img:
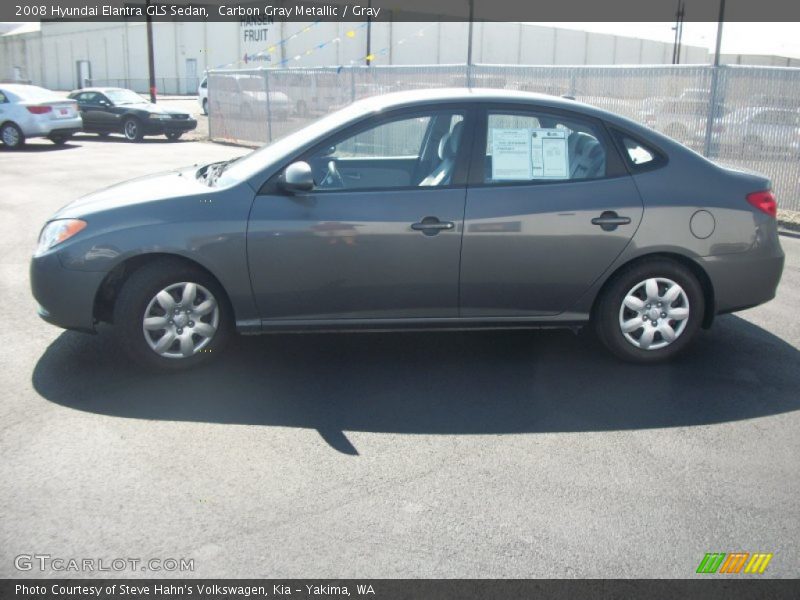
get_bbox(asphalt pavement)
[1,137,798,578]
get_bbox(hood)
[123,102,188,115]
[55,167,206,219]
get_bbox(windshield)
[212,100,376,187]
[105,89,147,105]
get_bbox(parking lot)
[1,136,799,578]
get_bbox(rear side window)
[612,131,665,172]
[483,110,608,183]
[622,137,655,165]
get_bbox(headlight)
[149,113,171,120]
[36,219,86,256]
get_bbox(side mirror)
[279,161,314,193]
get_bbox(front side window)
[484,110,607,183]
[0,90,7,104]
[305,110,466,190]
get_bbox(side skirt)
[236,314,589,335]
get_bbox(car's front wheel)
[113,259,232,370]
[1,122,25,149]
[594,259,704,364]
[165,131,182,141]
[123,118,144,142]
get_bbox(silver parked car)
[0,84,82,148]
[30,89,784,370]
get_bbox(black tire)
[113,258,233,371]
[123,117,144,142]
[202,98,208,115]
[0,122,25,149]
[48,133,72,145]
[165,131,182,141]
[593,258,705,364]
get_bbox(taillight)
[746,190,777,218]
[26,105,53,115]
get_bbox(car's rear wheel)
[165,131,182,141]
[594,259,704,364]
[48,133,72,145]
[123,118,144,142]
[1,122,25,149]
[202,98,208,115]
[113,259,232,371]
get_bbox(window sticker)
[531,129,569,179]
[491,128,532,180]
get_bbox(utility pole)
[671,0,685,64]
[704,0,727,157]
[466,0,474,87]
[713,0,726,66]
[145,0,157,103]
[365,0,372,66]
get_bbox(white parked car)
[0,84,82,149]
[701,106,800,157]
[198,76,208,115]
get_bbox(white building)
[1,20,717,93]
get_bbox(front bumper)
[30,252,107,333]
[143,118,198,135]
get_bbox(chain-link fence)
[207,64,800,213]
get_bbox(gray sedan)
[30,89,784,370]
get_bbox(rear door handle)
[411,216,455,236]
[591,211,631,231]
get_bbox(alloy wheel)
[2,125,20,147]
[124,120,139,140]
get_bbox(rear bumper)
[24,116,83,137]
[701,246,785,315]
[30,252,106,333]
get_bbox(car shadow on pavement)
[32,314,800,454]
[0,142,80,153]
[71,134,192,144]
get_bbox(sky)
[541,22,800,59]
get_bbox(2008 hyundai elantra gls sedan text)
[30,89,784,370]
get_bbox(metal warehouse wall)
[1,21,713,91]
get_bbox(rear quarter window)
[613,130,667,172]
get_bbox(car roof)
[71,87,134,94]
[358,87,583,110]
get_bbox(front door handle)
[591,211,631,231]
[411,216,455,236]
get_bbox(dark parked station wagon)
[31,89,784,370]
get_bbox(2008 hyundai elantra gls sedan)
[30,89,784,370]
